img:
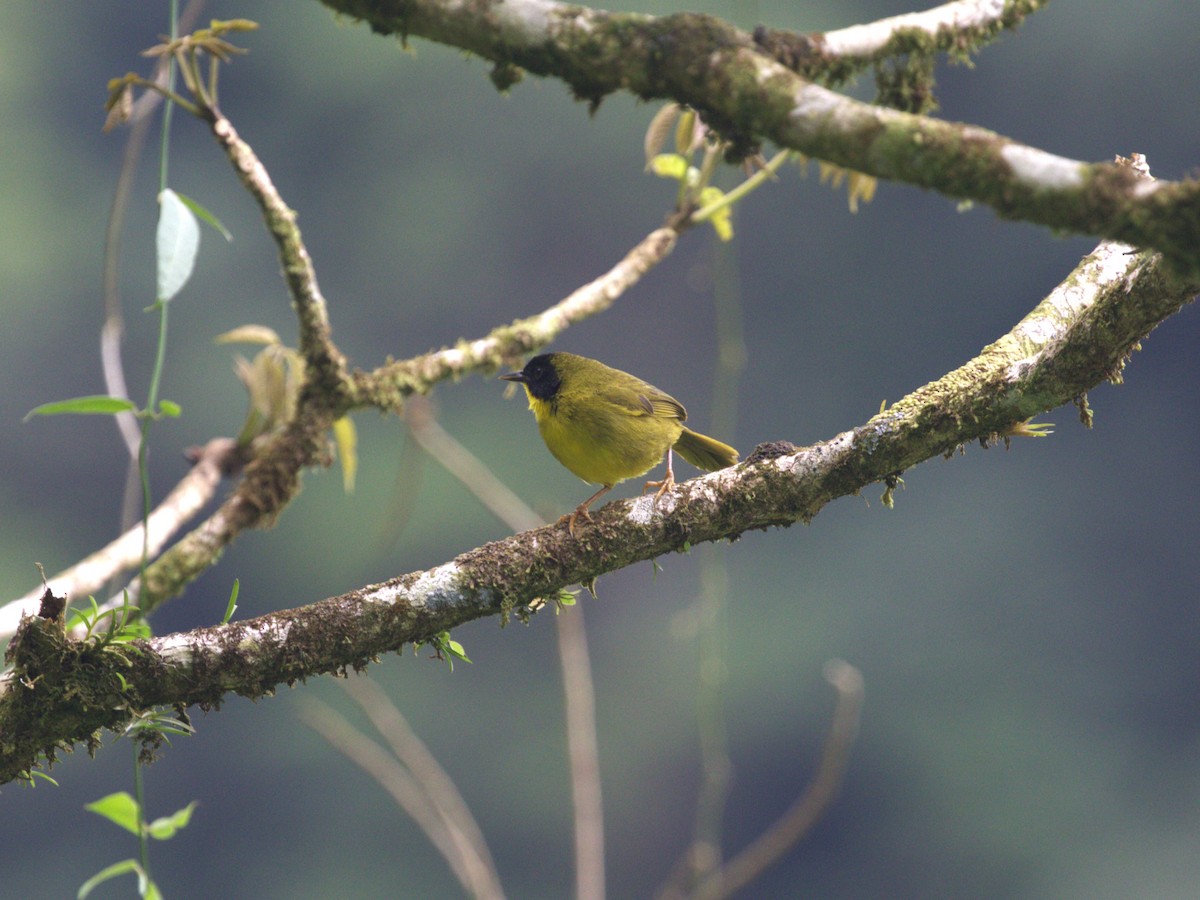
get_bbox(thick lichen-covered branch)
[3,238,1193,784]
[319,0,1200,277]
[756,0,1047,87]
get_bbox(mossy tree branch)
[318,0,1200,277]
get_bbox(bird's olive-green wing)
[595,376,687,422]
[640,391,687,421]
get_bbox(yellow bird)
[501,352,739,535]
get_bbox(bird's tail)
[674,428,738,471]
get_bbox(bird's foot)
[642,472,676,504]
[563,506,593,538]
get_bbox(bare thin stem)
[697,661,865,899]
[338,675,505,900]
[405,399,541,533]
[299,697,495,897]
[556,606,606,900]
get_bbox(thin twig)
[298,696,499,898]
[556,601,606,900]
[356,225,680,413]
[337,675,505,900]
[205,111,345,383]
[696,660,865,899]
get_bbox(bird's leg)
[564,483,613,536]
[642,448,676,505]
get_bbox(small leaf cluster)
[104,18,259,125]
[79,790,198,899]
[217,327,358,491]
[422,632,472,671]
[643,103,875,236]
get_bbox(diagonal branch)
[202,111,349,399]
[756,0,1047,79]
[693,660,865,899]
[318,0,1200,276]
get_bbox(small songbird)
[500,352,739,535]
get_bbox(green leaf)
[175,191,232,241]
[223,578,240,624]
[84,791,141,835]
[156,188,200,302]
[153,721,196,738]
[29,770,59,787]
[77,859,142,899]
[109,628,151,644]
[24,395,138,421]
[446,639,471,664]
[157,399,182,417]
[66,596,103,636]
[146,801,198,840]
[126,710,195,740]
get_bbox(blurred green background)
[4,1,1199,897]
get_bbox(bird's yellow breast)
[527,391,680,487]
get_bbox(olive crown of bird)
[501,352,739,535]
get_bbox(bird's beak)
[499,370,527,383]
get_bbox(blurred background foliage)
[3,1,1199,897]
